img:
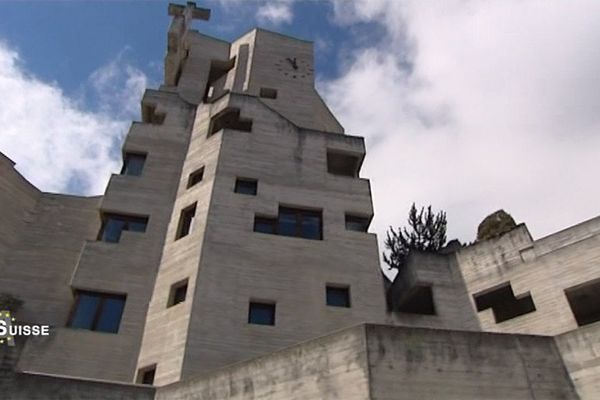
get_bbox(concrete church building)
[0,3,598,399]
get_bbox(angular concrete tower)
[0,2,386,386]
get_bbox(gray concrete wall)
[366,324,578,399]
[156,325,370,400]
[455,219,600,336]
[555,322,600,399]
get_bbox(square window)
[326,286,350,308]
[234,178,258,195]
[345,214,370,232]
[176,203,197,240]
[254,216,276,234]
[187,167,205,188]
[168,279,188,308]
[248,301,275,326]
[120,153,147,176]
[565,279,600,327]
[137,365,156,385]
[68,290,126,334]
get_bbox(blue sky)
[1,0,599,260]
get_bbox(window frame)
[67,290,126,334]
[120,152,147,177]
[98,213,149,243]
[167,279,189,308]
[175,203,197,240]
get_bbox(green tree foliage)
[383,203,447,270]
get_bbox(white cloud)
[322,0,600,264]
[256,1,294,26]
[0,41,147,195]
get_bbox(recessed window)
[208,108,252,136]
[176,203,197,240]
[167,279,188,308]
[98,213,149,243]
[234,178,257,195]
[345,214,370,232]
[327,150,361,177]
[68,290,126,334]
[473,282,536,323]
[326,285,350,308]
[248,301,276,326]
[120,153,146,176]
[254,216,276,234]
[259,87,278,99]
[187,167,205,188]
[565,279,600,327]
[137,364,156,385]
[141,104,165,125]
[253,207,322,240]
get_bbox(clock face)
[274,57,313,80]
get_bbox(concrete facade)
[0,2,599,399]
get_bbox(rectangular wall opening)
[208,108,252,136]
[345,214,371,232]
[187,167,205,188]
[68,290,126,334]
[120,152,147,176]
[259,87,278,99]
[473,282,536,323]
[98,213,149,243]
[136,364,156,385]
[234,178,258,195]
[326,285,351,308]
[248,301,275,326]
[167,279,189,308]
[327,150,361,177]
[253,206,322,240]
[565,279,600,326]
[176,203,197,240]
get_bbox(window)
[345,214,370,232]
[176,203,197,240]
[141,103,165,125]
[326,285,350,308]
[137,365,156,385]
[259,87,278,99]
[234,178,257,195]
[254,216,276,234]
[98,213,148,243]
[253,207,322,240]
[327,150,361,177]
[248,301,275,326]
[168,279,188,308]
[473,282,536,323]
[565,279,600,327]
[208,108,252,136]
[187,167,205,188]
[68,290,126,334]
[120,153,146,176]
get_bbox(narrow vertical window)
[168,279,189,308]
[120,153,147,176]
[176,203,197,239]
[137,365,156,385]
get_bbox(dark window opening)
[204,58,236,101]
[326,285,350,308]
[345,214,370,232]
[234,178,257,195]
[327,150,361,177]
[565,279,600,326]
[120,153,147,177]
[254,216,276,234]
[248,301,275,326]
[259,87,278,99]
[168,279,188,308]
[176,203,197,240]
[208,108,252,136]
[473,282,536,323]
[141,104,165,125]
[137,365,156,385]
[253,206,322,240]
[396,285,436,315]
[187,167,205,188]
[68,290,126,334]
[98,213,149,243]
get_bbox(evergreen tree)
[383,203,447,270]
